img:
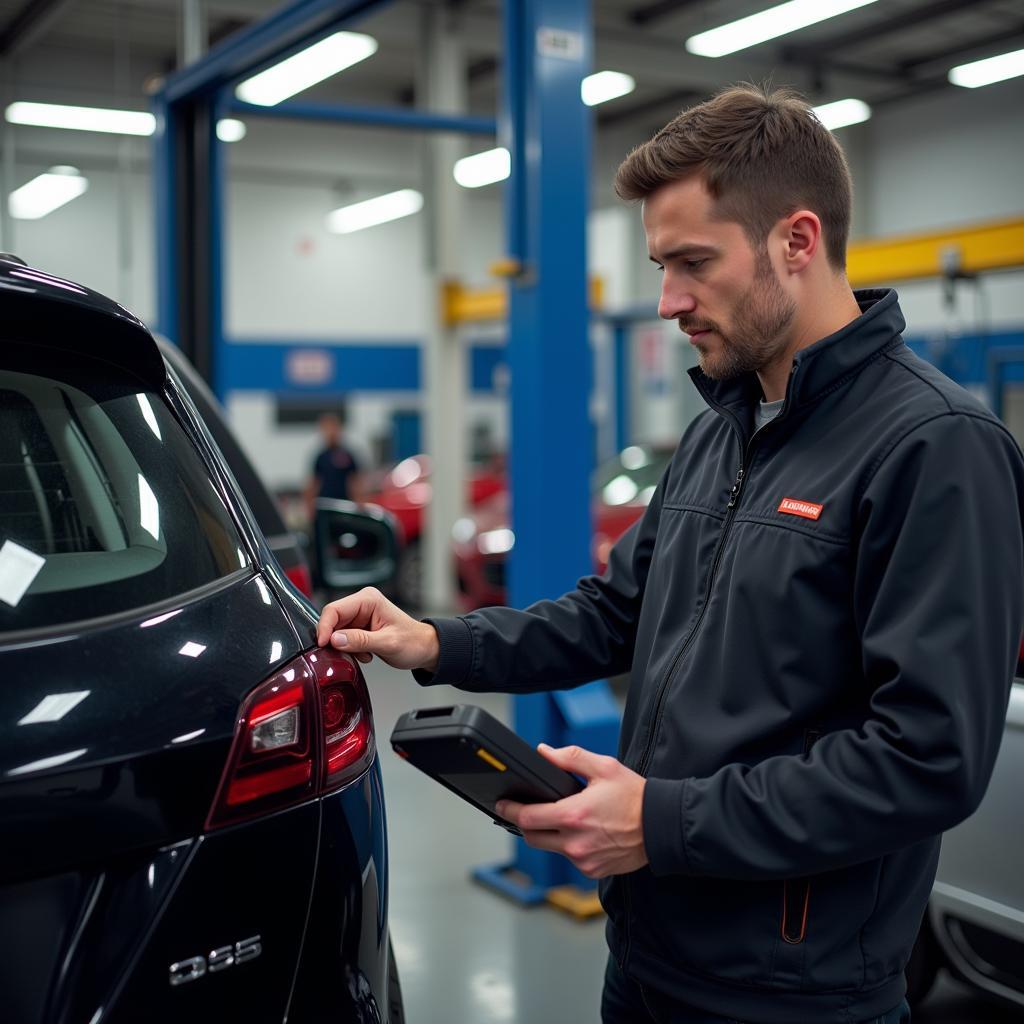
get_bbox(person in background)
[305,412,363,524]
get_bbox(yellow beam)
[443,275,606,326]
[848,217,1024,287]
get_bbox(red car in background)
[453,445,674,611]
[366,453,505,604]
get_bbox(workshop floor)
[368,658,1018,1024]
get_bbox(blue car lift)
[154,0,621,917]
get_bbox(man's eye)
[685,259,707,270]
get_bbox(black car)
[0,255,403,1023]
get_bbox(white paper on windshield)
[0,540,46,607]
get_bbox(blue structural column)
[613,321,631,453]
[472,0,621,908]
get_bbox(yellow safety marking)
[442,275,606,325]
[489,257,523,278]
[848,217,1024,287]
[547,884,605,920]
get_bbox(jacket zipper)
[620,435,749,972]
[635,436,750,778]
[621,378,793,972]
[781,729,821,944]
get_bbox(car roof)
[1,255,165,388]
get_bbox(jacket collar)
[688,288,906,426]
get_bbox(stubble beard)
[687,250,797,382]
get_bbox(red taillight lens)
[308,650,375,790]
[206,648,375,830]
[284,562,313,598]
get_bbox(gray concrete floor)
[365,657,1019,1024]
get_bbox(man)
[304,411,363,523]
[317,86,1024,1023]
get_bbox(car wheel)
[388,936,405,1024]
[906,911,941,1008]
[396,540,423,608]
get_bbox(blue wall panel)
[221,339,421,392]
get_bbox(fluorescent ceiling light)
[813,97,871,130]
[686,0,882,58]
[582,70,636,106]
[6,101,155,135]
[216,118,247,142]
[453,147,510,189]
[949,47,1024,88]
[236,31,378,106]
[9,166,88,220]
[327,189,424,234]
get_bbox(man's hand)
[316,587,440,672]
[496,744,648,879]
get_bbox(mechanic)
[316,85,1024,1024]
[304,411,363,522]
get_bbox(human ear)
[781,210,821,273]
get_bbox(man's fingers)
[316,594,361,646]
[508,796,576,832]
[329,628,381,655]
[316,588,387,646]
[537,742,606,780]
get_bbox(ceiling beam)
[898,23,1024,72]
[0,0,76,58]
[597,86,702,128]
[629,0,705,28]
[784,0,980,61]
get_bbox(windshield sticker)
[0,540,46,607]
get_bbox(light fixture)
[326,189,424,234]
[478,528,515,556]
[582,71,636,107]
[812,98,871,130]
[949,47,1024,89]
[8,166,88,220]
[686,0,882,58]
[216,118,247,142]
[235,31,378,106]
[5,101,155,135]
[453,147,511,189]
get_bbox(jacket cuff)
[643,777,695,876]
[412,617,474,687]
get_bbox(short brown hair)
[614,84,852,270]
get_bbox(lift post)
[470,0,622,916]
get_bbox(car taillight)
[205,647,375,830]
[284,562,313,597]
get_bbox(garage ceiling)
[1,0,1021,134]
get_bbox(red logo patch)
[778,498,823,521]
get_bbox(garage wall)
[4,75,1022,481]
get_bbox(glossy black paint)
[0,259,398,1023]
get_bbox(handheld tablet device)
[389,704,583,835]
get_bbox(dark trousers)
[601,956,912,1024]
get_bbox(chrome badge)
[169,935,262,986]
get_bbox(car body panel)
[0,256,399,1022]
[925,679,1024,1008]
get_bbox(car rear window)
[0,342,250,633]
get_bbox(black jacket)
[418,289,1024,1021]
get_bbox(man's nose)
[658,278,697,321]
